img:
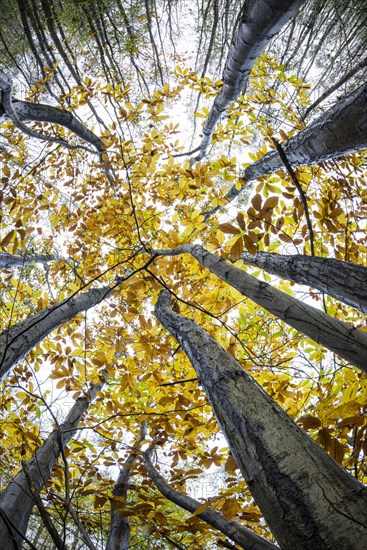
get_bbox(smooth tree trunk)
[0,252,61,269]
[224,80,367,203]
[144,447,279,550]
[241,251,367,314]
[106,424,147,550]
[0,373,106,550]
[155,290,367,550]
[153,245,367,373]
[0,284,115,383]
[0,74,104,152]
[195,0,305,161]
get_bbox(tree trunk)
[225,80,367,203]
[0,285,115,383]
[241,251,367,314]
[155,290,367,550]
[195,0,306,161]
[0,252,61,269]
[0,373,106,550]
[0,74,104,151]
[153,245,367,373]
[144,447,279,550]
[106,424,146,550]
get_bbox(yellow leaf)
[192,501,211,516]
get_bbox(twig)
[271,137,315,255]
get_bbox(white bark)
[153,245,367,373]
[155,290,367,550]
[144,447,279,550]
[0,373,106,550]
[195,0,305,161]
[241,251,367,314]
[0,252,61,269]
[0,285,115,383]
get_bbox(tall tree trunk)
[0,252,61,269]
[241,251,367,314]
[0,285,115,383]
[195,0,306,161]
[0,373,106,550]
[144,446,279,550]
[224,80,367,203]
[155,290,367,550]
[0,75,104,152]
[153,245,367,373]
[106,424,147,550]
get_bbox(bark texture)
[241,251,367,314]
[0,252,61,269]
[154,245,367,372]
[155,290,367,550]
[144,447,279,550]
[225,80,367,202]
[0,74,104,152]
[106,424,147,550]
[0,373,106,550]
[0,285,115,383]
[195,0,305,161]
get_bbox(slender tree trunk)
[106,424,146,550]
[0,75,104,152]
[0,373,106,550]
[144,447,279,550]
[195,0,305,161]
[153,245,367,372]
[0,252,61,269]
[0,285,115,383]
[241,251,367,314]
[155,291,367,550]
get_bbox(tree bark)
[106,423,147,550]
[0,373,106,550]
[0,252,61,269]
[195,0,306,161]
[241,251,367,314]
[224,80,367,203]
[153,245,367,373]
[0,74,104,152]
[144,447,279,550]
[0,285,115,383]
[155,290,367,550]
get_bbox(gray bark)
[241,251,367,314]
[0,373,106,550]
[144,447,279,550]
[155,290,367,550]
[106,424,147,550]
[195,0,305,161]
[0,74,104,152]
[0,285,115,383]
[0,252,61,269]
[224,80,367,203]
[153,245,367,373]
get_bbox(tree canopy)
[0,1,366,548]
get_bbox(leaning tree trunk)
[106,423,147,550]
[224,80,367,203]
[194,0,305,161]
[155,291,367,550]
[144,446,279,550]
[241,251,367,314]
[0,284,115,383]
[153,245,367,373]
[0,252,61,269]
[0,372,106,550]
